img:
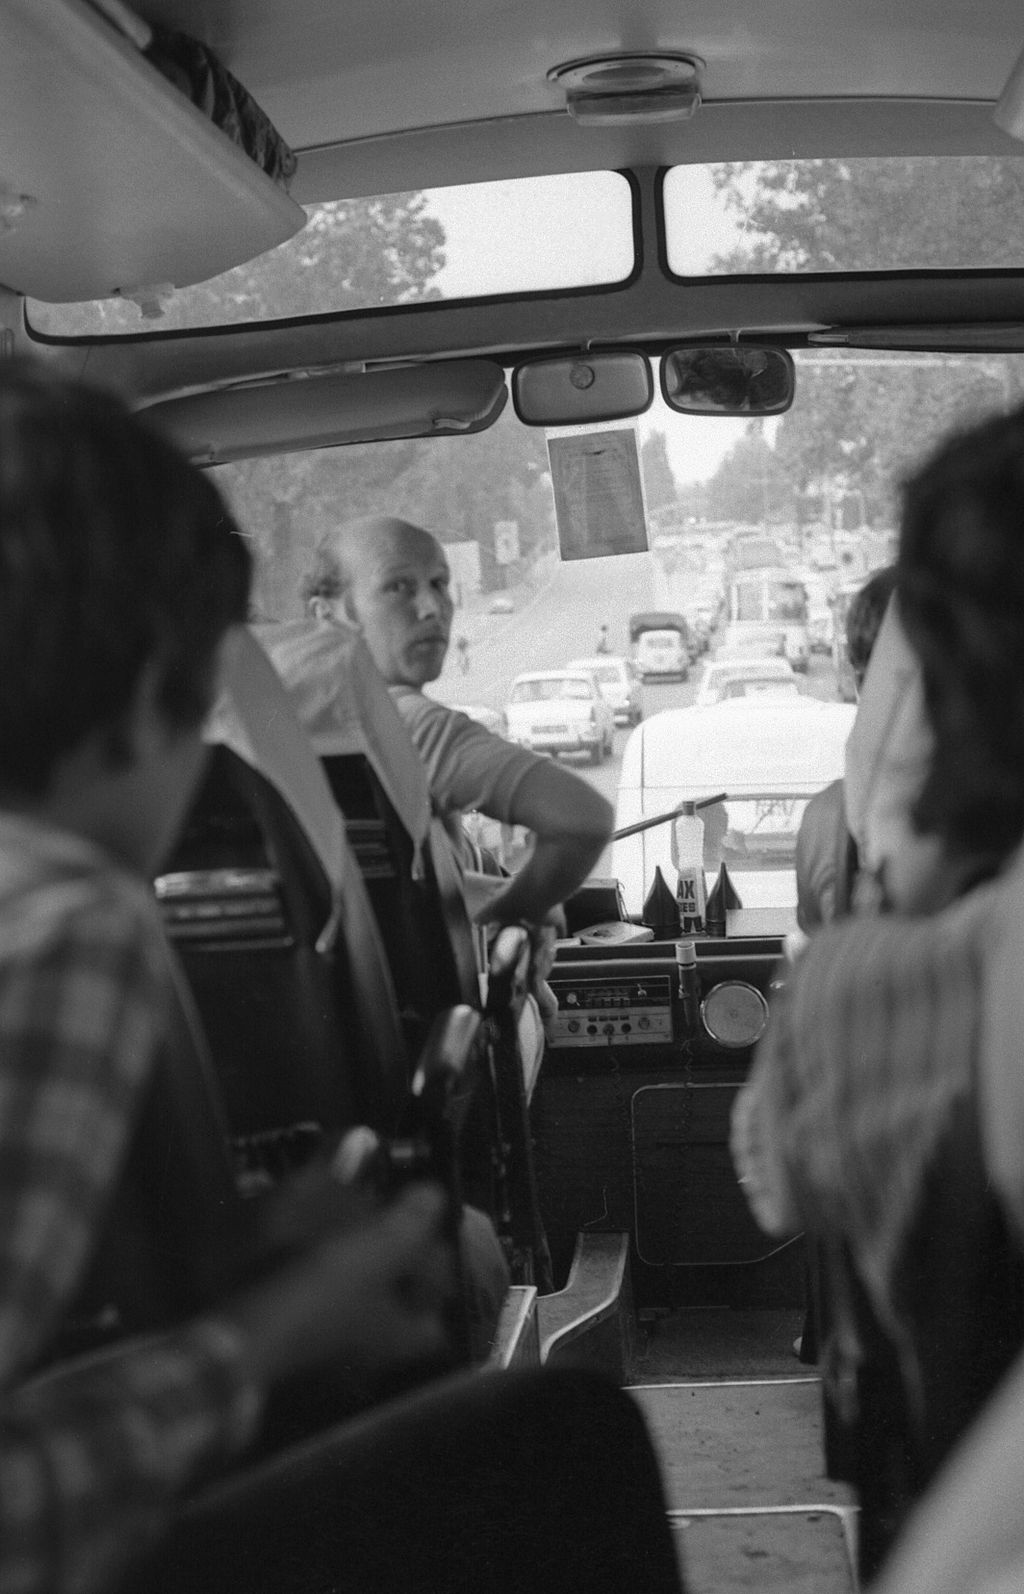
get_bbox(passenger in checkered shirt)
[0,362,453,1593]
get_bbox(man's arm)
[471,757,612,927]
[391,693,612,926]
[1,1184,452,1594]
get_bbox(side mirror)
[660,345,795,416]
[513,350,653,426]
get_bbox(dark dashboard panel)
[533,937,802,1305]
[543,939,783,1072]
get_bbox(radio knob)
[602,1023,615,1036]
[621,1022,632,1034]
[638,1016,651,1030]
[567,1019,580,1034]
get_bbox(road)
[429,552,841,870]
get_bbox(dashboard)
[533,935,796,1304]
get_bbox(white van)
[635,628,689,681]
[613,696,857,926]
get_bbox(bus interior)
[9,1,1024,1589]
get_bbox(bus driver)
[304,515,614,933]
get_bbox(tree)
[704,423,792,525]
[708,157,1024,519]
[641,429,679,512]
[215,404,555,618]
[710,157,1024,275]
[32,194,445,334]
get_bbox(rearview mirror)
[660,345,795,416]
[513,350,653,426]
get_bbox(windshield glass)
[192,151,1024,936]
[211,344,1024,929]
[27,172,635,335]
[511,678,593,703]
[663,157,1024,275]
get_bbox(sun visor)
[1,0,304,305]
[147,361,508,465]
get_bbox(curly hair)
[0,361,251,798]
[898,403,1024,862]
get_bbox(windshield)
[211,345,1024,927]
[27,172,635,335]
[201,168,1024,934]
[510,678,593,703]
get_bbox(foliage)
[38,189,554,618]
[215,408,554,619]
[31,195,445,334]
[640,429,679,510]
[704,157,1024,522]
[709,157,1024,275]
[703,422,793,525]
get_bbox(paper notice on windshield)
[547,426,649,560]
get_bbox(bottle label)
[676,867,706,933]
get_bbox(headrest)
[251,618,432,862]
[204,626,407,1088]
[204,627,347,895]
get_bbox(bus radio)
[547,973,674,1048]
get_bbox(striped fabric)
[732,878,1000,1335]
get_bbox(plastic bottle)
[672,802,706,933]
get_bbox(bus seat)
[163,627,410,1144]
[252,621,551,1280]
[256,617,481,1024]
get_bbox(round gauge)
[700,980,769,1049]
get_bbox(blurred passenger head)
[898,403,1024,862]
[846,565,898,691]
[308,517,454,688]
[0,360,251,804]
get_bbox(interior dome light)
[548,52,703,126]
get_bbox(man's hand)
[226,1183,454,1393]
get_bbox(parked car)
[694,656,800,707]
[505,669,615,763]
[566,655,643,726]
[613,696,857,919]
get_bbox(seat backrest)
[320,752,481,1040]
[170,628,410,1140]
[256,618,482,1029]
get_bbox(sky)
[422,169,747,484]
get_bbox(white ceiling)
[145,0,1024,159]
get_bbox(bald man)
[304,516,613,930]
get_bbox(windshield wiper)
[612,791,727,842]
